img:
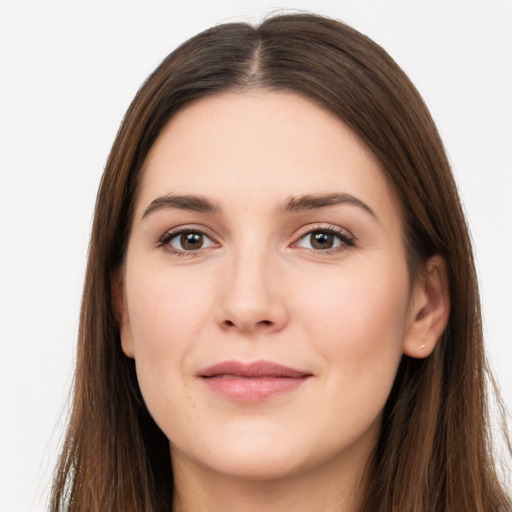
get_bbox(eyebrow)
[141,192,376,220]
[142,194,221,219]
[280,193,376,218]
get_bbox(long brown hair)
[51,13,511,512]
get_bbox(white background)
[1,1,510,511]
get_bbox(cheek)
[297,263,409,394]
[123,264,218,433]
[126,263,213,357]
[123,263,216,404]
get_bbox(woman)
[50,12,511,512]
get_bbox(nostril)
[221,319,273,328]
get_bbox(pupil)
[181,232,203,250]
[311,231,333,250]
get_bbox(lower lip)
[202,376,309,401]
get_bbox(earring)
[420,344,426,349]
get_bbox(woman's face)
[119,91,425,482]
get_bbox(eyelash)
[157,228,219,257]
[293,225,355,254]
[156,224,355,256]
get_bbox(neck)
[171,446,371,512]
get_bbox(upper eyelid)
[293,223,354,239]
[159,224,217,239]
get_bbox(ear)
[403,255,450,358]
[111,268,135,358]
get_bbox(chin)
[202,445,310,481]
[171,424,315,482]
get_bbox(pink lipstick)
[198,360,312,401]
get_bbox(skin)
[116,91,449,512]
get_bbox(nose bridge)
[216,233,287,333]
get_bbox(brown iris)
[180,232,204,250]
[310,231,335,250]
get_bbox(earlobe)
[403,255,450,359]
[111,269,135,359]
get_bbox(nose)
[215,248,289,335]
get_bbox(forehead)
[137,90,399,220]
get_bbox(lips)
[198,360,312,401]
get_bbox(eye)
[159,229,217,253]
[294,227,354,252]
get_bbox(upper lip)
[198,360,311,378]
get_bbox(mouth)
[198,360,313,401]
